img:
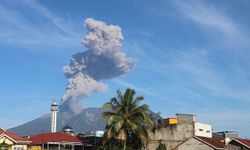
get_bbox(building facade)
[147,114,217,150]
[194,122,212,138]
[147,114,196,150]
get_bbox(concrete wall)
[173,137,214,150]
[147,114,195,150]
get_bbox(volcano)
[8,107,106,136]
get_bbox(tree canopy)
[101,88,153,150]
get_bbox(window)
[14,147,24,150]
[199,129,204,131]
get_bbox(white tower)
[51,101,58,133]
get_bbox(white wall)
[194,122,212,138]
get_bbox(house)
[227,138,250,150]
[27,132,83,150]
[0,127,30,150]
[172,136,225,150]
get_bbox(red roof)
[28,132,82,145]
[0,128,30,144]
[195,136,225,149]
[231,138,250,148]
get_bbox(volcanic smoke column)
[59,18,135,117]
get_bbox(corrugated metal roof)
[28,132,82,145]
[195,136,225,149]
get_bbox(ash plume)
[59,18,135,117]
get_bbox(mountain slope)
[8,107,161,136]
[8,107,106,136]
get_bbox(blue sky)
[1,0,250,137]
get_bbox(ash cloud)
[60,18,135,116]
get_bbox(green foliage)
[156,142,167,150]
[0,140,10,150]
[93,137,122,150]
[101,88,153,150]
[94,135,142,150]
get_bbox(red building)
[28,132,83,150]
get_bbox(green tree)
[0,140,10,150]
[101,88,153,150]
[156,142,167,150]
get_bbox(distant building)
[214,130,239,144]
[194,122,212,138]
[27,132,83,150]
[0,127,30,150]
[227,138,250,150]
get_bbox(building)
[173,135,225,150]
[27,132,83,150]
[194,122,212,138]
[227,138,250,150]
[0,127,30,150]
[214,130,239,144]
[147,113,214,150]
[148,114,196,149]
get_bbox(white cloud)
[0,0,80,48]
[23,0,77,35]
[171,49,250,102]
[173,0,249,45]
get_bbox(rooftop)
[195,135,225,149]
[230,138,250,148]
[0,128,30,144]
[28,132,82,145]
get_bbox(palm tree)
[101,88,153,150]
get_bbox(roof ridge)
[0,127,6,131]
[194,136,225,149]
[232,138,250,149]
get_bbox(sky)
[0,0,250,137]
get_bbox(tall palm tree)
[101,88,153,150]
